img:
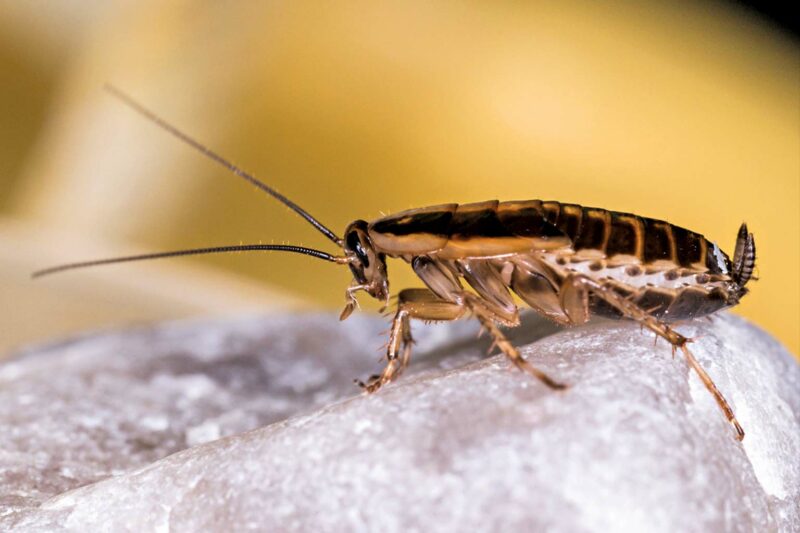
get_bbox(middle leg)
[462,293,567,390]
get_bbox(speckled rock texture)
[0,313,797,532]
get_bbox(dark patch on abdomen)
[606,215,640,257]
[672,226,704,267]
[496,202,564,239]
[633,288,675,318]
[587,297,623,319]
[643,220,673,263]
[573,209,608,251]
[554,204,583,242]
[541,202,561,226]
[667,287,729,320]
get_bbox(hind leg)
[561,273,745,441]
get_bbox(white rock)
[0,313,797,532]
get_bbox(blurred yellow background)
[0,1,797,356]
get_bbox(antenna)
[33,244,348,279]
[104,84,343,245]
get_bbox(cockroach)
[35,86,756,441]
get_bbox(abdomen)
[368,200,727,274]
[369,199,737,321]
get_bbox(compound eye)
[346,230,370,268]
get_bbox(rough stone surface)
[0,313,797,532]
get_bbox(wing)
[368,200,570,258]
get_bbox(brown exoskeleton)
[36,87,756,440]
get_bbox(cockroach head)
[343,220,389,303]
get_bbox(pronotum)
[35,86,756,441]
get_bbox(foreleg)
[358,288,466,393]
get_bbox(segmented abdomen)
[539,201,730,273]
[368,200,728,274]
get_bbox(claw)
[339,301,356,321]
[732,419,745,441]
[538,373,569,391]
[354,374,383,393]
[341,282,368,321]
[511,357,568,390]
